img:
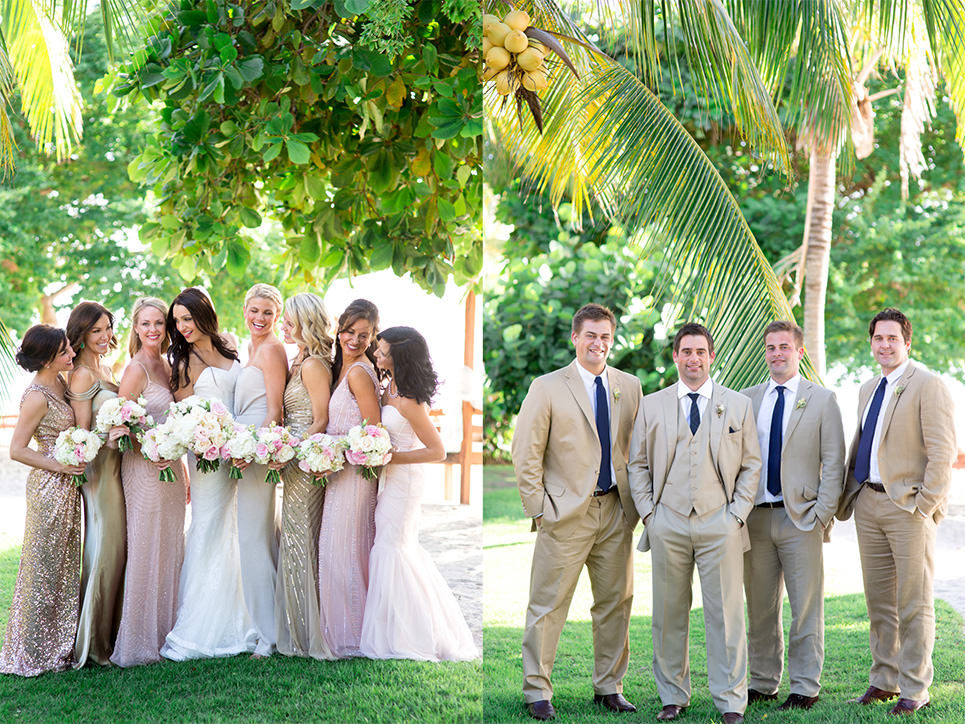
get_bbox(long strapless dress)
[360,405,477,661]
[234,364,279,657]
[274,358,333,659]
[69,379,126,667]
[111,365,188,667]
[318,361,379,658]
[160,362,258,660]
[0,384,81,676]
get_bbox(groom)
[513,303,643,721]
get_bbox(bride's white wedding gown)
[161,362,258,660]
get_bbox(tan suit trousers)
[854,485,937,701]
[522,492,634,702]
[649,504,747,714]
[743,506,824,697]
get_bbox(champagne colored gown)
[110,362,187,667]
[318,361,379,658]
[234,364,279,657]
[359,404,477,661]
[274,357,333,659]
[0,384,81,676]
[68,378,126,667]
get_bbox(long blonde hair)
[285,293,334,363]
[244,283,283,312]
[128,297,170,357]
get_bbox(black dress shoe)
[526,700,556,720]
[889,698,930,715]
[722,714,744,724]
[747,688,778,705]
[778,693,819,710]
[656,704,685,721]
[852,685,900,704]
[594,693,637,713]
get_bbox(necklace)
[387,380,399,398]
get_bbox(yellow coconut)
[483,37,492,55]
[488,21,511,47]
[516,47,544,72]
[527,37,547,53]
[504,9,531,31]
[482,14,501,34]
[483,65,499,82]
[504,29,528,54]
[531,69,549,90]
[521,72,538,92]
[495,69,515,96]
[486,47,512,71]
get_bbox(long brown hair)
[167,288,238,390]
[66,301,118,357]
[331,298,382,387]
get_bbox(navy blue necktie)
[595,377,612,492]
[855,377,888,483]
[687,392,700,434]
[767,386,786,496]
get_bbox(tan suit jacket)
[743,379,845,531]
[513,360,643,528]
[837,361,956,523]
[628,383,760,552]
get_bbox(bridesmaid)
[110,297,188,667]
[0,326,85,676]
[233,283,288,657]
[274,292,336,660]
[65,301,126,667]
[317,298,383,658]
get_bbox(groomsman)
[513,303,644,721]
[837,308,957,715]
[740,321,845,711]
[628,323,760,724]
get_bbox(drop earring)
[79,342,84,349]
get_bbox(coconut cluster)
[483,10,548,94]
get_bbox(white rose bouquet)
[166,395,235,474]
[254,425,301,484]
[343,421,392,481]
[138,420,187,482]
[296,433,346,486]
[94,396,153,452]
[54,427,103,486]
[223,423,259,480]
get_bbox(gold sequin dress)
[274,357,334,659]
[0,383,82,677]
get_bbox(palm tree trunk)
[802,146,836,377]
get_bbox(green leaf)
[370,239,393,270]
[236,57,265,83]
[437,198,456,223]
[433,152,454,179]
[239,207,262,228]
[286,139,311,165]
[304,173,325,199]
[262,142,282,162]
[334,0,370,17]
[178,253,197,281]
[299,234,320,265]
[159,215,181,230]
[226,240,251,277]
[353,50,392,77]
[422,44,438,74]
[456,165,471,188]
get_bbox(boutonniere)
[796,398,807,409]
[613,388,621,401]
[894,385,905,397]
[715,404,724,417]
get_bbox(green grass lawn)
[0,546,481,723]
[483,466,965,723]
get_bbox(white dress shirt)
[755,374,801,503]
[676,378,713,423]
[860,360,910,485]
[575,360,617,486]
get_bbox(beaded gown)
[68,377,126,667]
[274,357,333,659]
[234,364,278,657]
[160,362,258,660]
[318,361,379,658]
[110,362,187,667]
[359,404,477,661]
[0,384,81,676]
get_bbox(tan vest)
[661,402,727,516]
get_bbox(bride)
[160,288,257,660]
[359,326,477,661]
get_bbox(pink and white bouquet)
[343,421,393,481]
[94,396,153,452]
[223,423,259,480]
[166,395,234,474]
[54,427,103,486]
[296,433,346,486]
[254,425,300,484]
[138,421,187,482]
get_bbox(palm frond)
[0,33,16,174]
[920,0,965,154]
[1,0,83,160]
[727,0,854,149]
[0,315,15,401]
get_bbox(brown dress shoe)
[852,685,900,704]
[777,693,819,710]
[747,688,778,704]
[526,700,556,721]
[722,714,744,724]
[889,698,930,715]
[655,704,685,721]
[594,693,637,713]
